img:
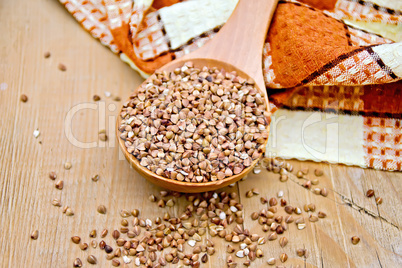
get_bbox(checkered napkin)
[59,0,402,171]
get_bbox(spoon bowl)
[117,0,278,192]
[117,58,270,193]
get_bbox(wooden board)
[0,0,401,267]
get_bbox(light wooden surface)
[0,0,401,267]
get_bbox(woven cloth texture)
[59,0,402,171]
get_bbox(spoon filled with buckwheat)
[117,0,278,192]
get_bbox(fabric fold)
[58,0,402,171]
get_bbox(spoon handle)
[185,0,278,91]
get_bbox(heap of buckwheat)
[118,62,270,182]
[35,158,336,267]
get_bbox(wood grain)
[0,0,401,267]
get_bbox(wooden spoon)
[117,0,278,192]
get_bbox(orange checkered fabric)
[59,0,402,171]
